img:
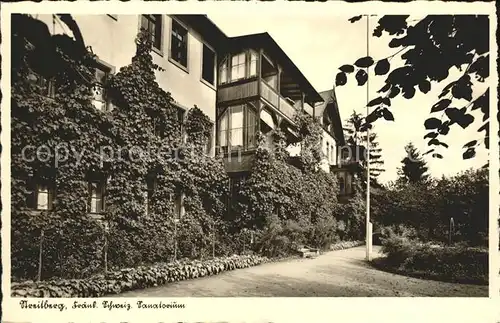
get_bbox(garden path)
[117,246,487,297]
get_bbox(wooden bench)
[297,246,320,258]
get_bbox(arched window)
[218,104,257,152]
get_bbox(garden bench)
[297,245,320,258]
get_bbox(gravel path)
[117,246,487,297]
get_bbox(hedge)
[374,236,488,285]
[11,255,269,298]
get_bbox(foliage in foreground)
[376,235,488,285]
[336,15,490,160]
[11,255,269,297]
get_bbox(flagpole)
[365,14,372,261]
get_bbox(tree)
[398,142,429,184]
[344,111,385,187]
[336,15,490,160]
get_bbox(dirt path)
[117,246,487,297]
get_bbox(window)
[141,15,162,51]
[249,51,258,77]
[339,176,345,195]
[230,105,244,147]
[219,50,260,85]
[202,44,215,85]
[35,182,54,210]
[231,53,246,81]
[219,57,228,85]
[92,64,111,112]
[326,145,330,162]
[31,74,56,98]
[170,19,188,68]
[144,175,157,215]
[229,175,247,199]
[27,175,55,210]
[218,104,257,152]
[89,180,105,213]
[246,108,257,149]
[177,107,185,139]
[171,190,184,219]
[346,173,352,195]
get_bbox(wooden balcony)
[217,79,258,103]
[261,80,297,122]
[217,78,299,124]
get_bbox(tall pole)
[365,14,372,261]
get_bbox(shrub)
[380,224,419,244]
[371,168,488,247]
[378,235,488,284]
[329,240,364,251]
[11,255,269,298]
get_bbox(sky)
[209,13,489,183]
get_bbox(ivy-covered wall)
[231,114,366,257]
[11,15,365,281]
[11,17,229,280]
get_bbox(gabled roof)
[225,32,324,104]
[318,88,345,146]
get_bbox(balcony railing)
[217,79,258,103]
[261,80,297,122]
[278,96,297,121]
[261,80,279,107]
[217,79,299,122]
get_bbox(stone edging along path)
[11,241,364,298]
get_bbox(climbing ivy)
[11,15,229,280]
[233,112,361,257]
[11,15,365,279]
